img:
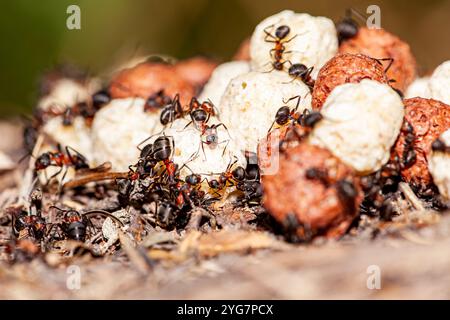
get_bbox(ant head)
[92,89,111,109]
[336,18,359,43]
[140,143,153,159]
[208,179,220,189]
[201,100,216,113]
[432,139,446,152]
[288,63,307,77]
[35,153,51,170]
[275,25,290,39]
[232,166,246,181]
[276,106,291,118]
[185,173,201,186]
[189,97,200,109]
[191,108,208,123]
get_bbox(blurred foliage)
[0,0,449,117]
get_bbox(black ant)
[336,10,359,44]
[297,109,323,128]
[160,94,184,126]
[205,158,246,195]
[182,102,230,160]
[236,180,263,206]
[432,138,450,153]
[305,167,331,187]
[189,97,218,117]
[92,89,111,109]
[264,24,297,71]
[268,95,302,132]
[12,208,47,241]
[144,90,173,112]
[244,151,260,181]
[287,63,315,90]
[183,98,220,131]
[282,212,313,243]
[155,202,181,229]
[48,206,124,242]
[336,179,358,216]
[335,8,365,44]
[35,144,90,185]
[151,135,179,183]
[400,120,416,169]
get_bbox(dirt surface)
[0,120,449,300]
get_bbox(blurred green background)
[0,0,449,117]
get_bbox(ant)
[188,97,218,117]
[268,96,322,134]
[236,180,263,206]
[144,90,173,112]
[12,208,47,241]
[35,144,90,184]
[287,63,315,90]
[264,24,298,71]
[155,202,181,229]
[336,179,358,216]
[181,102,230,160]
[183,98,219,130]
[160,94,184,126]
[399,120,416,169]
[205,158,246,195]
[282,212,313,243]
[336,9,359,44]
[432,138,450,153]
[335,8,366,44]
[48,206,124,242]
[268,95,302,133]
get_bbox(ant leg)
[283,34,298,43]
[65,146,88,166]
[214,122,231,140]
[263,24,277,41]
[201,141,208,161]
[46,165,63,186]
[219,139,230,158]
[180,120,193,131]
[267,120,276,134]
[57,166,69,194]
[282,95,301,105]
[305,66,314,79]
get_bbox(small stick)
[398,182,425,212]
[62,172,129,189]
